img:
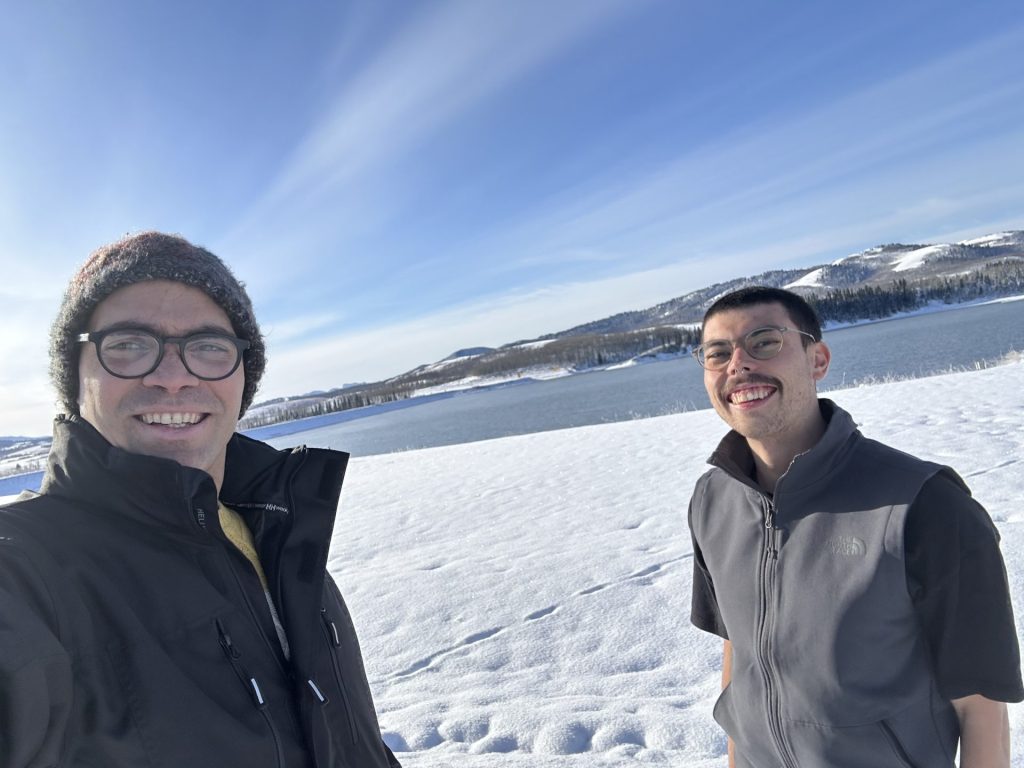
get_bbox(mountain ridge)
[237,229,1023,429]
[531,230,1024,341]
[4,230,1020,442]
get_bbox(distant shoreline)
[821,293,1024,331]
[3,293,1022,489]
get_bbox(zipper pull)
[764,499,781,558]
[307,678,329,705]
[321,608,341,647]
[216,620,267,710]
[248,677,267,708]
[215,619,240,659]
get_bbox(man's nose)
[726,342,755,374]
[142,344,198,390]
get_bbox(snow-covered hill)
[787,230,1024,291]
[368,230,1024,397]
[546,231,1024,341]
[0,436,50,480]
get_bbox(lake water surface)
[265,298,1024,457]
[2,299,1021,497]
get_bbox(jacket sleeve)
[0,542,73,768]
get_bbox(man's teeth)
[140,413,202,427]
[730,387,774,404]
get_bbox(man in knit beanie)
[49,230,267,419]
[0,232,402,767]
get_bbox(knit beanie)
[50,231,266,417]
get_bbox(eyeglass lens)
[700,328,785,369]
[97,330,241,379]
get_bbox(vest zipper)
[758,497,797,768]
[216,620,287,768]
[320,607,358,744]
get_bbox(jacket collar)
[42,415,217,534]
[708,399,860,493]
[40,415,349,544]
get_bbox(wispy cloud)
[480,23,1024,276]
[261,311,345,344]
[3,6,1022,438]
[210,21,1024,408]
[222,0,646,262]
[273,0,641,203]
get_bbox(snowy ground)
[330,360,1024,767]
[0,437,49,478]
[3,361,1022,765]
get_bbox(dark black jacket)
[0,415,401,768]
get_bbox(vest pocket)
[711,682,735,733]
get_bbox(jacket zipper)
[201,496,291,677]
[216,527,315,753]
[320,607,358,744]
[879,721,918,768]
[758,497,798,768]
[216,620,286,768]
[196,497,281,668]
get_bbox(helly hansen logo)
[826,536,866,556]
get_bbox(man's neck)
[746,416,827,494]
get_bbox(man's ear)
[811,340,831,382]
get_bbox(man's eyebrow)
[91,320,236,336]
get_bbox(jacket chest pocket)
[312,606,359,747]
[106,615,293,768]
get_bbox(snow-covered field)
[3,362,1022,764]
[331,360,1024,766]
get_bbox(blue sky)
[2,0,1023,436]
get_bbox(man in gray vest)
[687,286,1021,767]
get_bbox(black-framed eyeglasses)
[77,328,250,381]
[692,326,817,370]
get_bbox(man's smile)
[136,412,207,428]
[727,383,778,406]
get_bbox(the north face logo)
[826,536,866,556]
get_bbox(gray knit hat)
[50,231,266,417]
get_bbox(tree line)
[809,259,1024,324]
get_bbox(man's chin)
[717,409,778,440]
[141,445,215,474]
[112,418,230,487]
[119,432,215,473]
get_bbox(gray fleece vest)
[689,400,960,768]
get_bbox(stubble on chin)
[710,376,783,433]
